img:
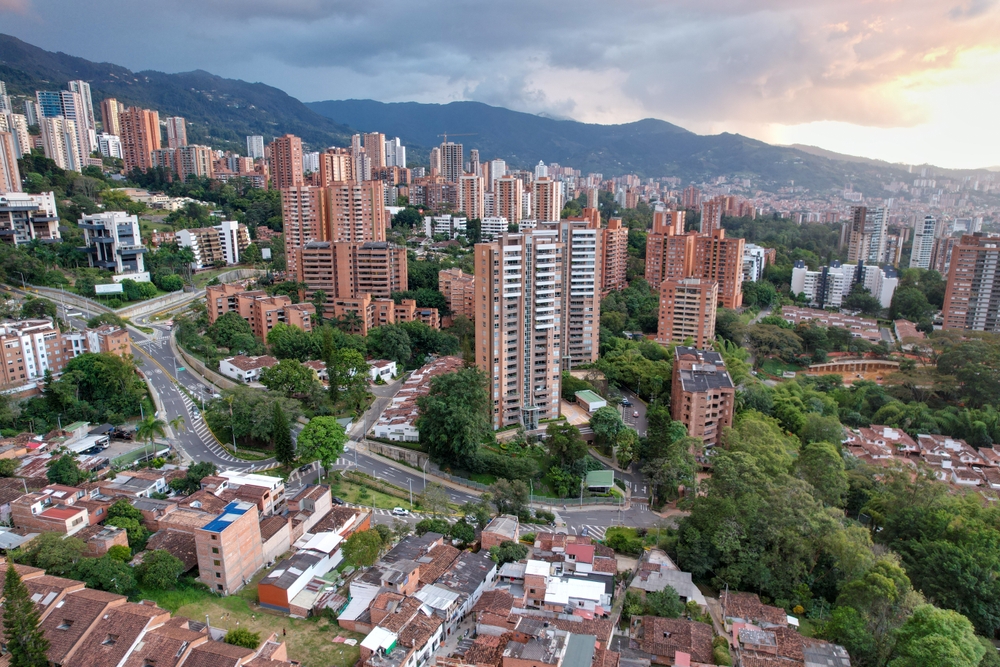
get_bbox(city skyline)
[1,2,999,169]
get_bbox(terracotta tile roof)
[398,611,443,649]
[592,647,621,667]
[312,506,366,533]
[39,588,126,664]
[592,557,617,574]
[246,659,296,667]
[417,543,460,584]
[593,545,615,559]
[145,529,199,571]
[260,515,289,542]
[182,640,256,667]
[63,602,169,667]
[378,597,423,633]
[477,612,516,632]
[0,478,26,506]
[463,633,509,667]
[120,623,206,667]
[721,591,787,626]
[637,616,713,665]
[473,589,514,616]
[178,489,235,514]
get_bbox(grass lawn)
[193,266,245,288]
[328,477,412,511]
[759,357,806,377]
[140,574,364,667]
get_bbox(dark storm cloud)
[2,0,999,129]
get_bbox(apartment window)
[214,560,221,566]
[212,547,219,554]
[211,535,217,540]
[216,572,222,578]
[217,584,223,591]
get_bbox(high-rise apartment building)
[600,217,628,295]
[23,99,38,127]
[363,132,385,169]
[681,186,702,209]
[119,107,161,172]
[297,240,407,317]
[475,231,564,430]
[846,205,888,265]
[384,137,406,168]
[459,175,485,220]
[700,196,723,235]
[671,346,735,450]
[931,236,958,275]
[37,89,93,158]
[532,176,562,222]
[656,278,718,348]
[205,284,314,339]
[439,142,463,183]
[281,182,388,276]
[653,207,684,236]
[270,134,304,189]
[35,90,63,119]
[246,135,265,160]
[318,148,354,185]
[39,116,82,172]
[165,117,188,148]
[489,160,507,189]
[942,234,1000,332]
[0,132,19,193]
[549,218,601,369]
[469,149,480,176]
[496,176,523,226]
[693,230,744,309]
[177,221,251,269]
[66,80,96,134]
[429,147,441,174]
[909,215,936,269]
[100,98,123,136]
[151,145,215,180]
[97,133,122,160]
[586,187,599,209]
[0,114,30,158]
[439,268,476,320]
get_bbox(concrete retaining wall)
[367,441,430,468]
[170,332,238,390]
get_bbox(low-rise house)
[144,528,199,571]
[219,470,286,517]
[39,588,128,666]
[76,524,129,557]
[219,355,279,383]
[482,515,519,551]
[303,359,329,382]
[631,616,714,666]
[372,356,463,442]
[721,591,788,630]
[10,492,89,536]
[369,359,397,382]
[62,601,172,667]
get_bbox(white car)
[392,507,409,516]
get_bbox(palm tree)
[136,415,167,462]
[169,416,187,435]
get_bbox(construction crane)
[437,132,477,144]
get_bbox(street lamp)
[17,272,25,290]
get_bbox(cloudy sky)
[3,0,999,169]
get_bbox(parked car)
[621,397,631,407]
[331,496,345,505]
[298,463,313,473]
[392,507,409,516]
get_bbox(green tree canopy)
[46,454,85,485]
[889,604,984,667]
[546,422,587,468]
[417,368,491,466]
[796,441,848,507]
[489,541,529,565]
[259,359,319,396]
[136,550,186,590]
[224,627,261,650]
[343,529,383,567]
[2,562,50,667]
[296,416,347,476]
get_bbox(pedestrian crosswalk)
[576,525,608,540]
[177,390,245,464]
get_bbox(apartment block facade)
[909,215,937,270]
[475,231,564,430]
[532,176,562,222]
[150,144,215,180]
[0,191,60,245]
[644,225,694,289]
[496,176,524,226]
[119,107,161,172]
[297,240,408,318]
[205,283,315,340]
[656,278,718,348]
[439,268,476,320]
[0,319,88,387]
[176,221,251,269]
[331,294,440,335]
[0,131,20,192]
[600,217,628,295]
[693,230,744,309]
[78,211,148,278]
[671,346,735,450]
[548,218,601,368]
[195,500,265,594]
[942,234,1000,332]
[269,134,304,190]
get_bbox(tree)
[890,287,934,323]
[417,368,491,466]
[71,556,136,595]
[342,529,383,567]
[449,519,475,546]
[224,627,261,650]
[374,523,394,545]
[589,406,626,451]
[616,428,639,469]
[491,479,529,517]
[20,297,57,320]
[107,498,144,523]
[546,422,587,467]
[271,402,295,466]
[11,532,86,576]
[107,545,132,562]
[169,461,217,494]
[259,359,318,396]
[46,454,85,485]
[889,604,984,667]
[136,550,185,590]
[462,497,493,530]
[296,417,347,478]
[329,348,369,405]
[0,458,18,477]
[2,562,50,667]
[419,483,451,517]
[415,518,451,536]
[489,541,529,565]
[644,588,686,618]
[369,325,412,366]
[106,516,149,551]
[796,442,848,507]
[136,414,167,450]
[207,311,255,349]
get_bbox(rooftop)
[483,514,519,539]
[201,500,256,533]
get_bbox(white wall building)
[97,133,123,160]
[0,192,60,245]
[743,243,767,282]
[909,215,936,269]
[791,260,897,309]
[246,135,265,160]
[424,214,467,239]
[78,211,148,279]
[480,216,509,240]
